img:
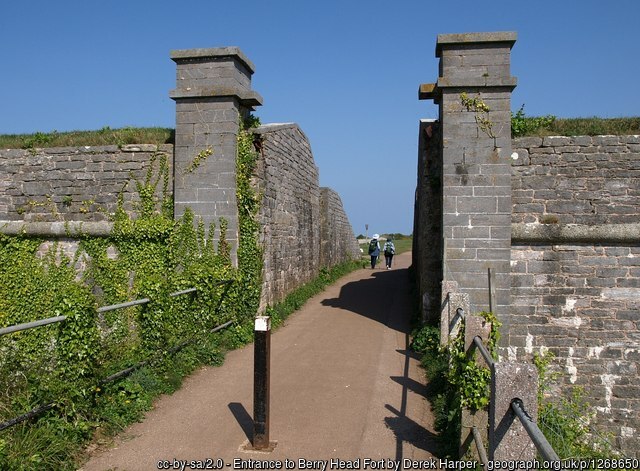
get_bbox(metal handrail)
[0,316,67,336]
[97,298,150,313]
[511,399,561,461]
[0,319,235,432]
[471,426,489,468]
[473,336,495,367]
[0,282,232,337]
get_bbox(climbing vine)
[460,92,497,147]
[184,146,213,174]
[446,311,500,411]
[233,115,264,324]
[0,123,265,469]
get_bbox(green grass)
[2,116,638,151]
[512,109,640,137]
[539,117,640,136]
[391,237,412,254]
[0,127,174,149]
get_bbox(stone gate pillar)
[170,47,262,265]
[420,33,516,333]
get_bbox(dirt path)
[80,251,439,471]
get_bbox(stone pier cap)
[419,31,518,102]
[169,46,263,108]
[434,31,517,56]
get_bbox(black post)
[253,316,271,449]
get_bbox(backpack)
[368,239,378,254]
[384,241,395,255]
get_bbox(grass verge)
[266,258,363,329]
[1,116,639,150]
[0,127,173,149]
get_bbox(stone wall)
[416,32,640,456]
[319,187,360,268]
[512,135,640,225]
[170,47,263,266]
[418,32,517,324]
[0,124,361,315]
[510,135,640,455]
[412,120,443,322]
[253,123,359,310]
[253,123,321,309]
[0,144,172,231]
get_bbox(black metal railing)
[445,267,563,463]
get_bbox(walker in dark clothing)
[368,235,381,269]
[383,239,395,269]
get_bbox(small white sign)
[255,316,271,332]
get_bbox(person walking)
[368,234,381,269]
[383,237,396,269]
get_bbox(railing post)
[440,281,458,342]
[489,362,538,460]
[487,267,496,315]
[440,288,468,347]
[460,315,492,459]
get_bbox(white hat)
[373,234,379,239]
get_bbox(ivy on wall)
[0,121,264,469]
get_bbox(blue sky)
[2,1,639,236]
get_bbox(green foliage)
[0,127,174,149]
[410,324,440,356]
[511,106,640,137]
[447,311,500,411]
[460,92,496,142]
[511,105,556,137]
[234,116,264,321]
[184,147,213,174]
[21,131,58,149]
[411,325,459,458]
[543,116,640,136]
[0,121,265,470]
[411,311,500,458]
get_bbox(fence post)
[460,314,492,459]
[490,362,538,460]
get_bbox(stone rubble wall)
[510,134,640,455]
[0,144,172,226]
[253,123,358,311]
[512,135,640,225]
[0,124,361,315]
[319,187,361,268]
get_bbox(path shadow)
[384,404,440,458]
[385,336,441,460]
[321,259,442,458]
[320,268,411,334]
[228,402,253,442]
